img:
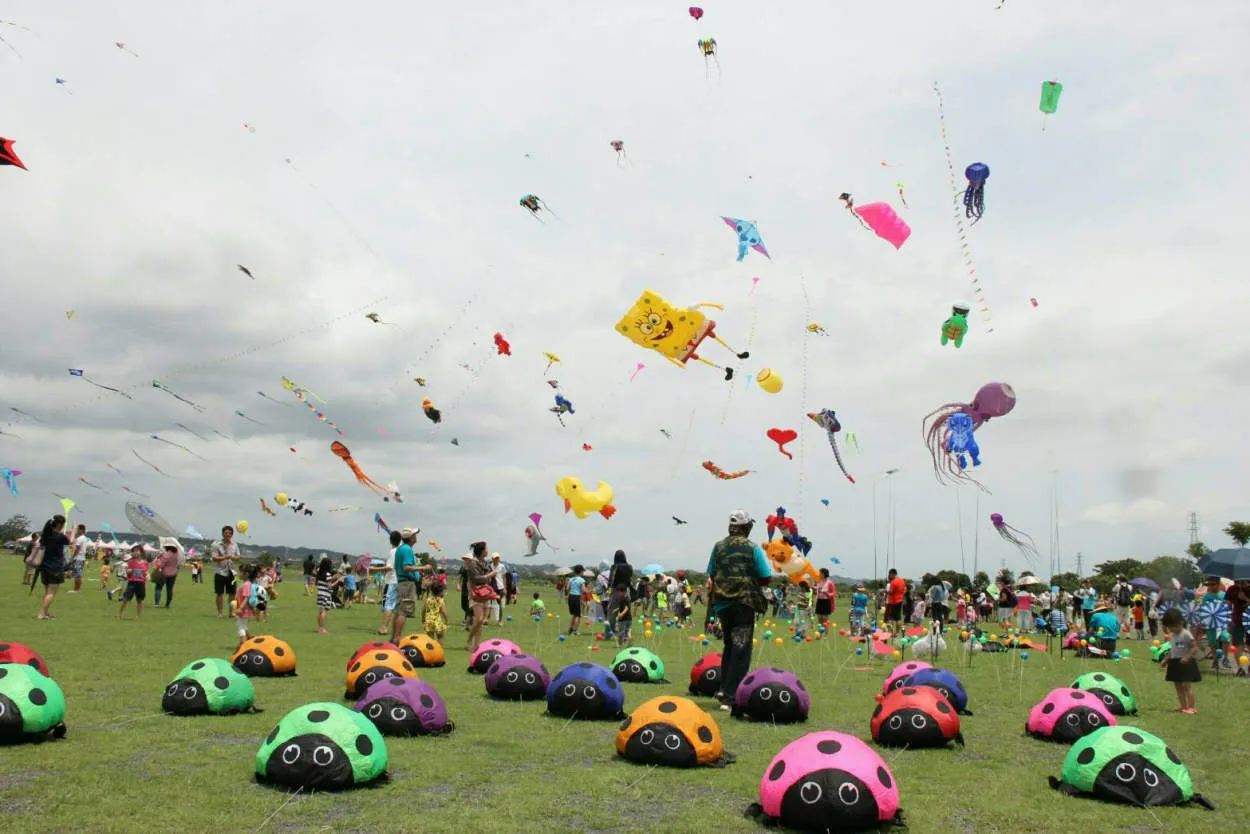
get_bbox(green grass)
[2,560,1247,833]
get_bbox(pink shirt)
[816,579,836,602]
[126,558,148,583]
[1016,591,1033,611]
[235,581,254,619]
[158,552,180,577]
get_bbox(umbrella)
[1197,599,1232,631]
[554,567,573,577]
[641,563,666,576]
[1016,575,1045,588]
[1129,576,1159,591]
[1177,600,1199,625]
[1198,548,1250,581]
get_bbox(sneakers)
[718,703,732,712]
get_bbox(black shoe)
[737,351,749,359]
[724,368,734,381]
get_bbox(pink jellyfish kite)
[921,382,1015,489]
[854,202,911,249]
[689,6,704,20]
[990,512,1040,566]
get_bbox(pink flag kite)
[854,202,911,250]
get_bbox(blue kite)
[721,216,771,262]
[2,467,20,497]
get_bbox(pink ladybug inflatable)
[746,730,904,830]
[882,661,932,695]
[1026,687,1116,743]
[468,638,523,674]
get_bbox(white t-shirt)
[212,540,241,576]
[384,548,398,585]
[71,534,90,564]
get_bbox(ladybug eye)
[583,686,597,699]
[639,729,655,746]
[506,672,519,683]
[364,672,377,684]
[166,684,178,696]
[1114,763,1137,783]
[563,684,577,697]
[837,783,861,806]
[1143,768,1159,787]
[759,687,773,701]
[524,673,536,684]
[887,716,903,730]
[281,743,301,764]
[778,691,792,704]
[910,715,928,729]
[252,655,263,665]
[663,734,682,750]
[368,704,383,718]
[706,669,718,680]
[799,781,823,805]
[1088,714,1102,726]
[312,745,335,766]
[1065,714,1081,726]
[183,687,198,700]
[390,707,408,721]
[1102,694,1115,706]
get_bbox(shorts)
[998,607,1014,621]
[304,574,315,585]
[71,561,86,580]
[41,569,66,586]
[850,609,866,629]
[383,584,397,612]
[122,581,146,602]
[214,574,236,595]
[815,599,833,618]
[885,603,903,622]
[617,618,632,640]
[236,617,251,637]
[568,596,583,617]
[396,581,418,617]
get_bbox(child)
[529,592,546,617]
[676,588,691,624]
[254,570,271,623]
[315,557,340,634]
[115,544,148,621]
[101,557,112,600]
[1132,599,1145,640]
[955,592,967,626]
[911,597,926,625]
[850,584,869,635]
[342,567,357,609]
[794,581,812,633]
[655,587,668,616]
[1162,607,1201,714]
[234,564,257,647]
[616,593,633,647]
[423,580,449,644]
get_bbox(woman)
[152,543,181,608]
[463,542,498,654]
[457,559,471,628]
[605,550,634,637]
[35,515,70,620]
[815,568,836,628]
[21,531,40,586]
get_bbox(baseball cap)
[400,527,419,539]
[729,509,753,525]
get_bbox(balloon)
[644,630,653,639]
[275,492,288,506]
[237,520,249,534]
[756,368,783,393]
[774,638,783,646]
[1121,649,1131,658]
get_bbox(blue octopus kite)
[721,216,771,262]
[945,412,981,470]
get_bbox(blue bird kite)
[721,216,770,262]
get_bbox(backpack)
[247,582,258,608]
[1116,584,1132,607]
[1005,589,1018,607]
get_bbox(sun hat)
[400,527,419,539]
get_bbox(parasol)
[1196,599,1232,631]
[1198,548,1250,581]
[1128,577,1159,591]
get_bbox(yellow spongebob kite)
[615,289,749,380]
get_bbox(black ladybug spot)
[27,659,38,669]
[877,766,893,788]
[213,677,230,690]
[191,662,205,670]
[274,647,286,657]
[402,661,413,672]
[936,701,952,714]
[816,739,842,755]
[579,662,593,669]
[388,678,403,687]
[605,677,618,690]
[29,688,47,706]
[1120,686,1130,696]
[619,717,632,731]
[1093,674,1106,682]
[1070,691,1085,700]
[350,661,362,672]
[768,760,786,781]
[901,688,917,696]
[658,701,678,714]
[1166,747,1181,765]
[871,704,883,718]
[425,642,435,651]
[489,663,500,676]
[1076,746,1096,765]
[356,734,373,755]
[420,694,435,708]
[540,665,548,675]
[0,668,7,679]
[266,725,280,744]
[742,675,755,686]
[648,661,658,670]
[796,680,806,691]
[1041,703,1056,714]
[0,644,8,651]
[770,668,783,674]
[1122,731,1144,745]
[697,726,713,743]
[308,710,331,723]
[374,653,388,661]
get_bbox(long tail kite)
[331,441,400,500]
[69,369,132,399]
[151,434,208,462]
[131,449,175,478]
[175,423,211,442]
[702,460,752,480]
[152,380,205,411]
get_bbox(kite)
[895,180,909,209]
[234,410,264,425]
[365,313,393,325]
[300,400,344,435]
[105,462,123,475]
[554,476,617,519]
[720,217,770,262]
[542,352,560,374]
[689,6,703,20]
[131,449,175,478]
[260,498,276,517]
[854,202,912,249]
[151,435,208,462]
[114,42,138,57]
[237,264,254,279]
[766,428,798,460]
[331,441,401,501]
[2,467,20,497]
[806,409,855,483]
[281,375,324,403]
[519,194,557,222]
[493,332,511,355]
[256,390,290,406]
[659,429,672,439]
[990,513,1040,565]
[174,423,211,442]
[451,438,460,446]
[427,541,442,552]
[550,394,574,425]
[702,461,751,480]
[941,302,971,348]
[846,432,859,452]
[0,138,26,170]
[805,323,828,335]
[629,362,645,382]
[0,427,22,440]
[374,512,390,534]
[124,500,179,537]
[1039,80,1063,127]
[68,369,132,399]
[964,163,990,223]
[422,398,441,424]
[328,505,361,512]
[922,382,1016,488]
[609,139,630,167]
[523,521,548,556]
[697,37,719,77]
[185,525,203,539]
[77,476,105,491]
[152,380,204,411]
[413,377,427,387]
[756,368,782,394]
[838,193,872,230]
[672,516,688,525]
[122,485,150,497]
[9,407,41,422]
[615,289,749,381]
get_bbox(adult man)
[68,523,90,593]
[885,569,907,636]
[1078,578,1097,626]
[707,509,772,711]
[925,579,949,628]
[1112,575,1134,630]
[390,527,422,642]
[211,525,242,618]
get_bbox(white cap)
[729,509,753,525]
[400,527,420,539]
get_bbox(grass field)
[2,560,1246,833]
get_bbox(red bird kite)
[1,138,26,170]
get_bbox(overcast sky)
[3,1,1248,577]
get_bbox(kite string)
[798,271,811,527]
[933,83,993,334]
[720,300,757,425]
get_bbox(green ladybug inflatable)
[611,647,667,683]
[1070,672,1137,716]
[162,658,257,716]
[256,702,387,790]
[1049,726,1214,809]
[0,663,67,744]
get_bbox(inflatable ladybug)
[870,686,963,748]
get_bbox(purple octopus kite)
[922,382,1015,490]
[990,512,1040,566]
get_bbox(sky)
[3,1,1249,577]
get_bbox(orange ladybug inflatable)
[616,695,730,767]
[399,634,446,668]
[345,648,417,699]
[231,635,297,677]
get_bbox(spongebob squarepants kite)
[615,289,750,381]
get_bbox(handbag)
[471,584,499,602]
[25,545,44,569]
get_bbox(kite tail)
[828,436,855,483]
